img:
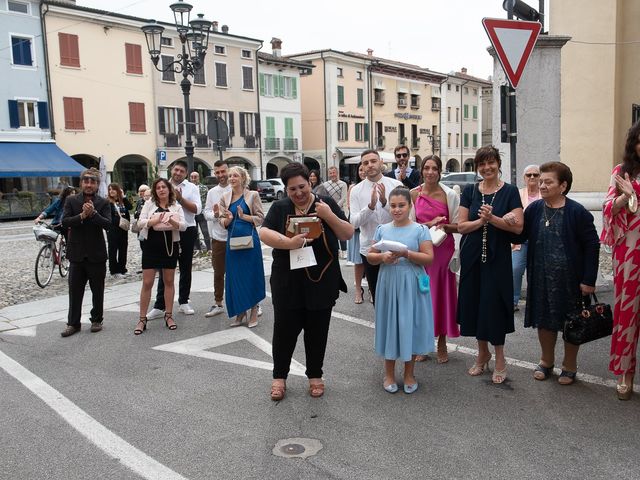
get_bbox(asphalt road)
[0,261,638,480]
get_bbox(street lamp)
[141,1,212,173]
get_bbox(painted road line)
[0,349,189,480]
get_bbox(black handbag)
[562,293,613,346]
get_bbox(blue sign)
[157,150,167,162]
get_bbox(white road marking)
[153,327,306,377]
[0,349,189,480]
[3,326,37,337]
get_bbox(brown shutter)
[129,102,145,132]
[59,33,80,67]
[63,97,73,129]
[73,98,84,130]
[125,43,142,74]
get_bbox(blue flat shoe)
[383,382,398,394]
[403,383,418,394]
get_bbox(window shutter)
[37,101,49,129]
[125,43,142,74]
[177,109,184,135]
[357,88,363,108]
[74,98,84,129]
[255,113,261,137]
[337,86,344,105]
[228,111,235,139]
[266,117,275,137]
[291,78,297,99]
[8,100,20,128]
[63,97,73,129]
[284,118,293,138]
[239,112,245,137]
[259,73,265,96]
[59,33,79,67]
[275,75,283,97]
[158,107,166,134]
[364,123,369,141]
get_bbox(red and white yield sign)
[482,18,541,89]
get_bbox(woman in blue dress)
[219,166,265,328]
[367,187,435,394]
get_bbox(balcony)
[374,90,385,105]
[376,136,385,149]
[283,137,298,151]
[431,97,441,111]
[411,138,420,150]
[264,137,280,151]
[195,134,209,148]
[397,97,407,108]
[410,94,420,109]
[399,136,407,146]
[432,138,441,151]
[244,135,257,149]
[164,133,180,147]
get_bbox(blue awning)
[0,142,85,177]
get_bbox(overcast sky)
[79,0,514,79]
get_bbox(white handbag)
[428,225,447,247]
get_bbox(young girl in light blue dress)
[367,187,435,394]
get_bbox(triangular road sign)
[482,18,541,89]
[153,328,307,377]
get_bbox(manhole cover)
[272,438,323,459]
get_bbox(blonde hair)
[228,166,250,188]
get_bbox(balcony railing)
[244,135,257,148]
[195,134,209,148]
[398,97,407,108]
[264,137,280,151]
[374,91,385,105]
[164,133,180,147]
[411,138,420,150]
[431,98,441,111]
[376,136,385,149]
[399,136,407,146]
[283,137,298,151]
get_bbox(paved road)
[0,256,637,479]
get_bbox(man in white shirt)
[147,160,202,318]
[349,149,402,303]
[322,166,348,257]
[203,160,231,317]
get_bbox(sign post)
[482,18,541,184]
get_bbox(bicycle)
[33,221,69,288]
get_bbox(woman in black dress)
[457,146,523,384]
[135,178,186,334]
[107,183,132,278]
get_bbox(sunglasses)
[395,153,409,159]
[81,176,98,183]
[524,173,540,178]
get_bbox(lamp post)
[141,1,212,173]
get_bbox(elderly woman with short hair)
[516,162,599,385]
[219,166,265,328]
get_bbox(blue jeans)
[512,242,528,305]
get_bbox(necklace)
[295,194,315,215]
[480,182,501,264]
[543,204,562,227]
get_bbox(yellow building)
[550,0,640,195]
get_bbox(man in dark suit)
[61,168,112,337]
[385,145,421,189]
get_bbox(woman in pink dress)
[601,120,640,400]
[411,155,460,363]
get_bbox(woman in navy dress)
[219,166,265,328]
[457,146,523,384]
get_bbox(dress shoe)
[61,325,80,337]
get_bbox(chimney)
[461,67,467,74]
[367,48,374,56]
[211,21,218,32]
[271,37,282,57]
[221,25,229,34]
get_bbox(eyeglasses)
[81,176,98,183]
[395,153,409,159]
[524,173,540,178]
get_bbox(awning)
[336,147,365,159]
[0,142,84,177]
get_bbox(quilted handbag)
[562,293,613,346]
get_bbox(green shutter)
[337,86,344,106]
[473,133,478,147]
[473,105,478,119]
[266,116,275,137]
[277,75,285,97]
[464,133,469,147]
[357,88,363,108]
[291,78,297,99]
[259,73,265,96]
[284,118,293,138]
[364,123,369,141]
[464,104,469,119]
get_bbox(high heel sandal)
[247,307,258,328]
[309,379,325,398]
[354,287,364,304]
[616,374,634,401]
[229,312,246,327]
[134,316,147,335]
[271,380,286,401]
[164,312,177,330]
[468,355,491,376]
[437,338,449,364]
[492,368,508,384]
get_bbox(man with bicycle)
[60,168,112,337]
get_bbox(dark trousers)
[360,254,380,304]
[194,213,211,251]
[154,226,197,309]
[272,306,332,379]
[107,228,128,274]
[339,240,347,251]
[67,260,106,327]
[211,239,226,305]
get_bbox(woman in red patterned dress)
[601,121,640,400]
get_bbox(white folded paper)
[372,239,408,252]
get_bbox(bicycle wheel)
[58,238,70,277]
[35,243,55,288]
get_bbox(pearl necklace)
[480,182,501,264]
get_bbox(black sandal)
[134,317,147,335]
[533,363,554,381]
[164,312,177,330]
[558,370,576,385]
